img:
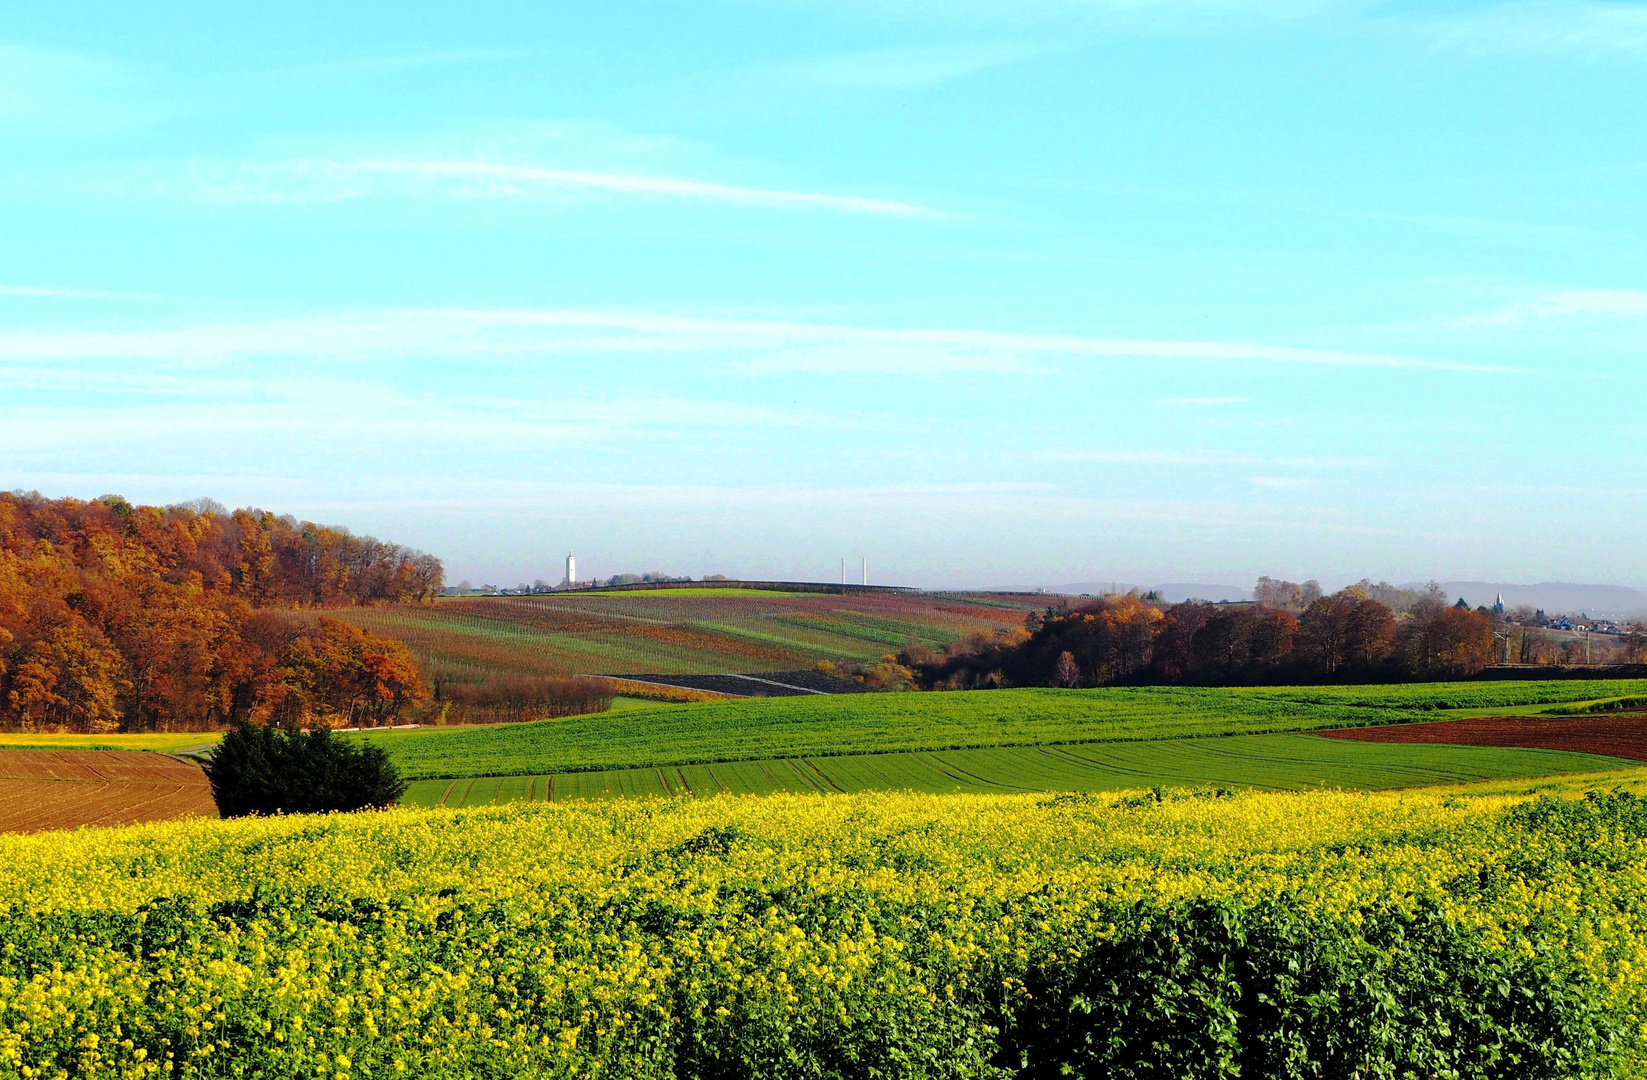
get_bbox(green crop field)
[321,587,1045,685]
[402,734,1630,806]
[361,678,1647,781]
[1240,679,1647,711]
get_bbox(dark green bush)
[204,723,406,818]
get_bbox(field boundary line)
[798,758,848,793]
[723,674,830,695]
[573,674,751,697]
[926,752,1020,790]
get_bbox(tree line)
[904,584,1635,690]
[0,492,438,732]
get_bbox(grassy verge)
[0,732,223,752]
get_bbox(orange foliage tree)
[1297,588,1397,676]
[0,493,438,732]
[1397,602,1497,676]
[258,618,430,729]
[910,587,1511,689]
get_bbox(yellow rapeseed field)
[2,769,1645,1078]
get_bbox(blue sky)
[3,1,1645,589]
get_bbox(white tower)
[564,551,576,588]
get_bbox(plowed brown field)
[0,750,216,833]
[1321,713,1647,761]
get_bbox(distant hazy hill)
[1058,582,1250,603]
[1149,583,1252,603]
[1057,582,1140,597]
[1407,582,1647,618]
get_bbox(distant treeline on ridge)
[907,584,1647,690]
[0,491,442,733]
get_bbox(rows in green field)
[927,591,1052,612]
[338,608,813,676]
[360,680,1647,781]
[540,590,1038,627]
[582,587,821,597]
[669,601,1017,650]
[771,611,962,649]
[341,607,828,674]
[548,607,952,663]
[686,612,979,661]
[663,619,879,661]
[401,733,1630,806]
[1240,679,1647,711]
[403,592,1035,674]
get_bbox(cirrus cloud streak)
[0,305,1535,376]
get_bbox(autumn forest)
[0,492,440,733]
[909,588,1647,690]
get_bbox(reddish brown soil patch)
[1322,713,1647,762]
[0,750,216,833]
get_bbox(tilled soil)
[0,750,216,833]
[1321,713,1647,762]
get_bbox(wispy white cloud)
[725,342,1054,375]
[1157,395,1250,406]
[353,160,933,215]
[292,49,543,77]
[448,309,1528,372]
[742,0,1350,30]
[779,41,1048,88]
[1460,287,1647,326]
[0,404,604,474]
[1032,448,1377,469]
[104,157,934,217]
[0,46,168,131]
[0,283,167,301]
[0,306,1531,375]
[0,351,925,443]
[0,472,1373,542]
[1036,449,1250,466]
[0,399,848,469]
[757,0,1647,59]
[1416,2,1647,58]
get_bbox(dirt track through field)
[1320,713,1647,761]
[0,750,217,833]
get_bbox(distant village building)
[563,551,577,589]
